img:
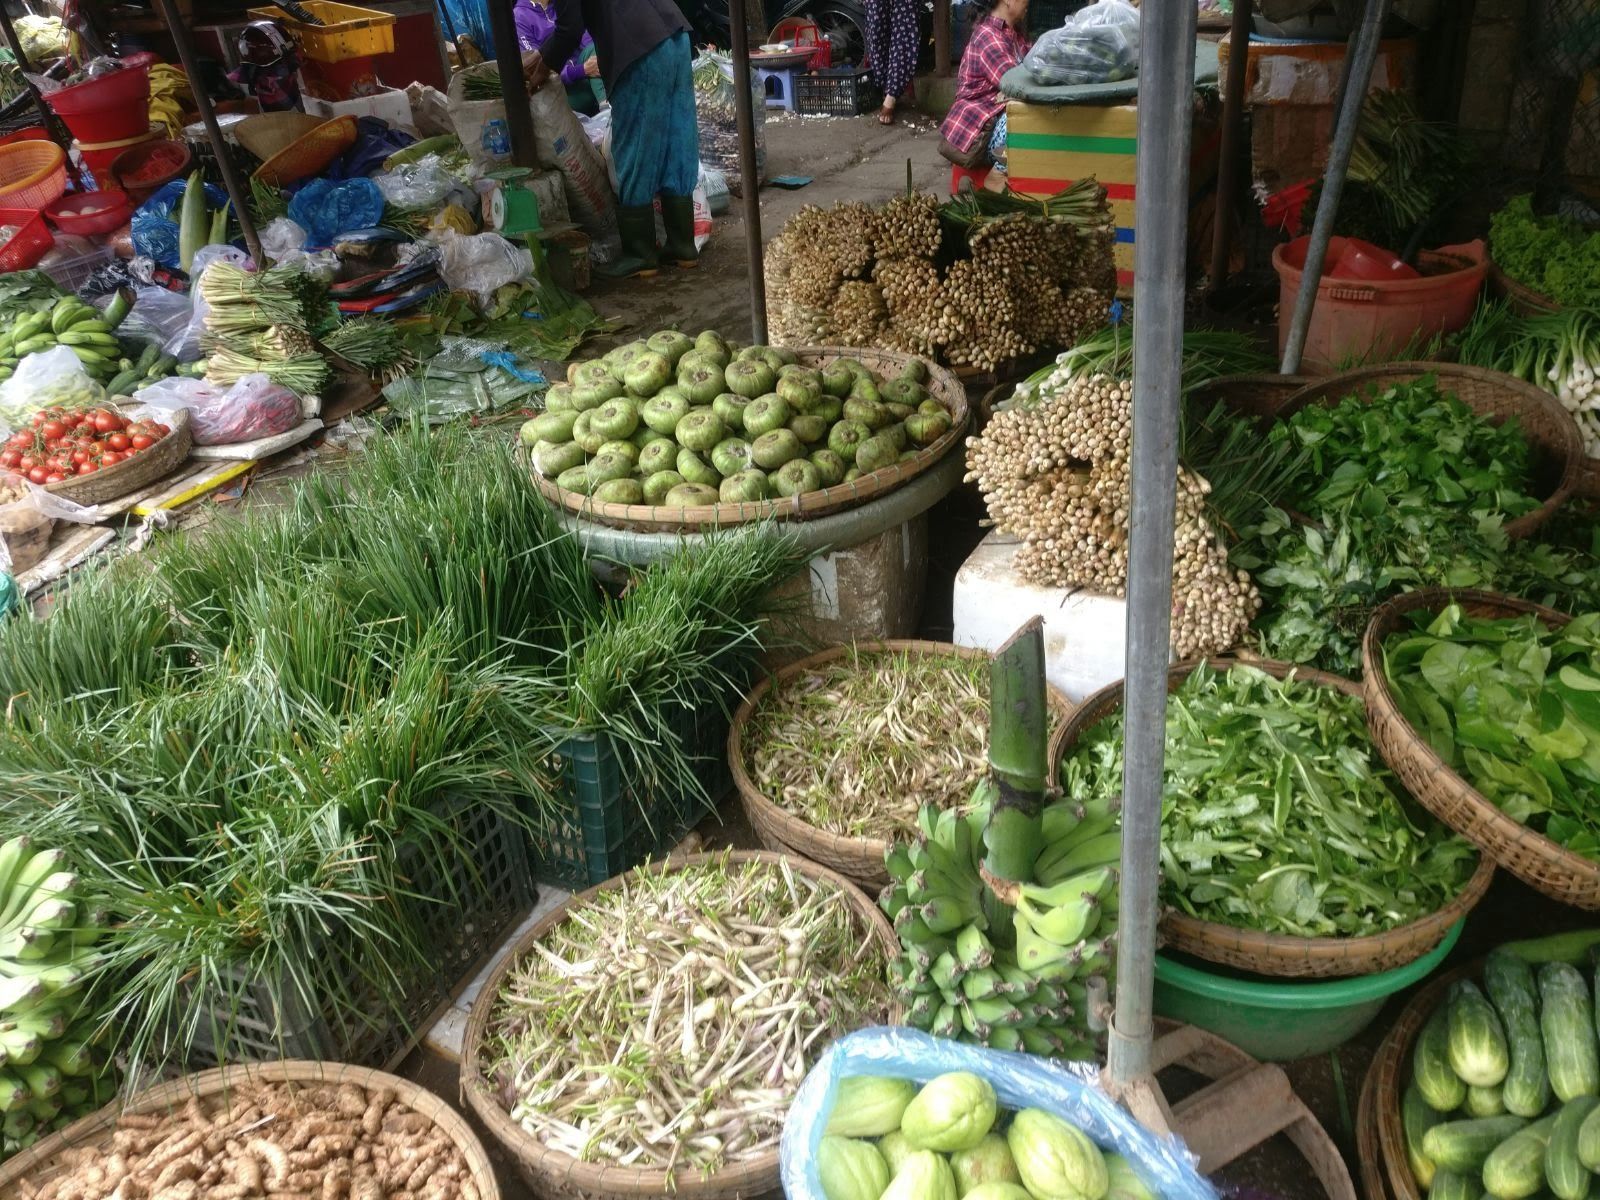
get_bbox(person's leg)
[865,0,896,123]
[988,110,1009,173]
[884,0,918,113]
[657,31,702,267]
[602,53,661,278]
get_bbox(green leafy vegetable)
[1059,663,1477,938]
[1489,195,1600,309]
[1383,605,1600,860]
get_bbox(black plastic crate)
[527,697,734,890]
[795,68,880,117]
[186,796,534,1069]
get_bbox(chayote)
[819,1135,892,1200]
[902,1072,999,1154]
[882,1150,960,1200]
[1007,1109,1109,1200]
[952,1134,1023,1195]
[826,1076,919,1139]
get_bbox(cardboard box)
[1216,35,1418,106]
[299,82,415,131]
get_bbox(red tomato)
[107,433,130,452]
[43,472,63,484]
[91,410,121,434]
[26,466,47,484]
[17,456,35,471]
[70,450,88,466]
[152,423,170,436]
[99,451,121,466]
[0,451,18,470]
[76,462,97,475]
[129,434,153,451]
[6,432,30,449]
[39,420,65,440]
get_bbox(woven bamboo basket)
[252,116,357,187]
[233,111,324,161]
[461,850,900,1200]
[0,1059,501,1198]
[1360,587,1600,908]
[1050,656,1493,978]
[1189,372,1315,421]
[1277,363,1582,540]
[729,640,1075,890]
[1362,966,1471,1200]
[533,346,969,532]
[1489,261,1560,316]
[44,407,191,505]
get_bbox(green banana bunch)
[0,837,116,1162]
[0,296,129,384]
[881,789,1123,1056]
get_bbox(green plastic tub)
[1152,918,1466,1062]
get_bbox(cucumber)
[1418,1004,1470,1113]
[1408,1084,1447,1189]
[1500,930,1600,966]
[104,369,143,396]
[1431,1170,1476,1200]
[1423,1117,1529,1173]
[1450,981,1511,1087]
[1576,1101,1600,1169]
[102,287,133,330]
[1546,1097,1597,1200]
[134,343,159,372]
[1484,1114,1558,1200]
[1467,1086,1508,1118]
[1486,951,1551,1118]
[147,354,177,379]
[1539,963,1600,1103]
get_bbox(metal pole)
[1206,0,1251,293]
[728,0,768,345]
[1279,0,1390,374]
[1107,0,1196,1091]
[0,6,92,191]
[152,0,263,265]
[488,0,538,168]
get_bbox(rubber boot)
[660,193,700,268]
[595,205,659,279]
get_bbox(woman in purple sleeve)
[512,0,604,115]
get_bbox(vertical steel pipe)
[1207,0,1252,292]
[1107,0,1197,1090]
[489,0,538,168]
[152,0,263,264]
[1279,0,1391,374]
[729,0,768,344]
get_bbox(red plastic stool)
[770,17,832,69]
[950,164,991,194]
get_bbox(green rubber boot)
[596,205,660,279]
[660,193,699,268]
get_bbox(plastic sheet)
[0,473,101,574]
[0,348,109,432]
[779,1028,1216,1200]
[434,229,533,311]
[110,285,193,356]
[287,178,385,247]
[134,374,301,445]
[131,179,229,269]
[694,50,765,195]
[1024,0,1140,86]
[373,154,455,210]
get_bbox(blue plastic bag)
[132,179,229,268]
[287,178,386,247]
[779,1028,1217,1200]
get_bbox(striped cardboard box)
[1005,100,1137,291]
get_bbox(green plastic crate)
[528,698,733,889]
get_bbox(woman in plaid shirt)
[940,0,1031,170]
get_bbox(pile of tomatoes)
[1,407,170,485]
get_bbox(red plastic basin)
[1273,236,1488,373]
[45,190,133,236]
[45,64,152,145]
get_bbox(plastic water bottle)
[482,118,511,157]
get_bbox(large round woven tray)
[533,346,969,532]
[729,640,1075,890]
[1360,587,1600,909]
[1050,656,1493,978]
[461,849,900,1200]
[1188,372,1315,421]
[1277,363,1581,541]
[0,1059,501,1198]
[1489,261,1560,316]
[42,407,191,505]
[1362,965,1471,1200]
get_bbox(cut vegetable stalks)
[1457,301,1600,458]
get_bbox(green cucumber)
[1539,963,1599,1103]
[133,342,159,372]
[1431,1170,1475,1200]
[1418,1005,1470,1113]
[1486,952,1550,1118]
[1423,1116,1529,1173]
[1467,1086,1507,1118]
[1406,1084,1447,1189]
[1484,1114,1558,1200]
[1576,1101,1600,1169]
[1500,931,1600,966]
[1545,1097,1597,1200]
[1450,981,1510,1087]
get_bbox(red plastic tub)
[76,126,160,189]
[45,64,152,146]
[1272,237,1488,374]
[45,190,133,236]
[0,208,54,272]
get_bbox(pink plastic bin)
[1272,236,1487,374]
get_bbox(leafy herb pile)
[0,423,804,1074]
[1384,605,1600,860]
[1489,194,1600,308]
[1457,300,1600,458]
[1059,664,1477,938]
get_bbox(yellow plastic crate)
[247,1,396,62]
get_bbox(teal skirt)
[609,31,699,207]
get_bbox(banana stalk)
[981,617,1048,887]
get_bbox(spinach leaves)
[1060,664,1477,938]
